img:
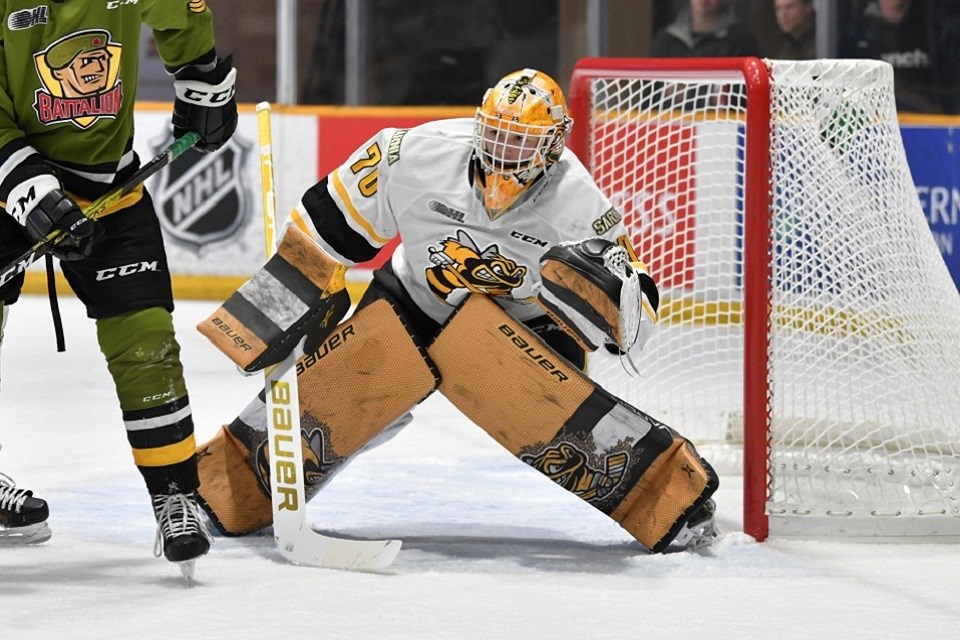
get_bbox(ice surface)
[1,295,957,639]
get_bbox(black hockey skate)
[667,498,718,552]
[152,492,212,580]
[0,472,51,545]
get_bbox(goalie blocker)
[197,225,351,372]
[197,279,715,552]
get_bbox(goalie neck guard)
[472,68,572,220]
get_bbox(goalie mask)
[472,68,572,220]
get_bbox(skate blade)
[178,559,197,585]
[0,521,51,546]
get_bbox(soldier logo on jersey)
[425,229,527,303]
[32,29,123,129]
[521,441,629,503]
[254,425,342,498]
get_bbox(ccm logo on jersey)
[498,324,569,382]
[510,230,547,246]
[95,261,159,281]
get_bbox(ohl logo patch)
[32,29,123,129]
[150,132,252,251]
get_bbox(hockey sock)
[97,307,198,495]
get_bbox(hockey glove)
[538,237,658,354]
[172,54,238,153]
[13,178,98,262]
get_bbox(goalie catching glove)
[537,237,658,354]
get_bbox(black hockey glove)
[172,54,238,153]
[24,189,98,261]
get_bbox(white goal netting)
[577,59,960,537]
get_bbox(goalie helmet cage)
[570,57,960,542]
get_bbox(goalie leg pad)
[197,225,351,372]
[428,293,716,552]
[196,423,272,535]
[197,297,440,535]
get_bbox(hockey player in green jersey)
[0,0,237,575]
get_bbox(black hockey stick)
[0,131,201,287]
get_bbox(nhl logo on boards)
[150,132,252,251]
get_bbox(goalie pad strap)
[428,294,715,551]
[197,297,440,535]
[197,225,350,371]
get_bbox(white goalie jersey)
[291,118,634,325]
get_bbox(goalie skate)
[665,499,718,552]
[0,472,51,545]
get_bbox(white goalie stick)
[256,102,401,570]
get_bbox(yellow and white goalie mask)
[472,68,572,220]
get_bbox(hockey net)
[570,58,960,540]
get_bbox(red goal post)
[569,57,960,542]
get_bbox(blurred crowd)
[192,0,960,114]
[652,0,960,113]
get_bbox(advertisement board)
[20,108,960,300]
[900,124,960,290]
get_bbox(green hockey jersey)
[0,0,217,202]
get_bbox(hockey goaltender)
[195,68,719,555]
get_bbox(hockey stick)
[0,132,201,288]
[256,102,401,571]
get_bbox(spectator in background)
[936,11,960,113]
[841,0,941,112]
[768,0,816,59]
[652,0,760,58]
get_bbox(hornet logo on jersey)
[32,30,123,129]
[521,441,629,504]
[425,229,527,303]
[149,131,252,251]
